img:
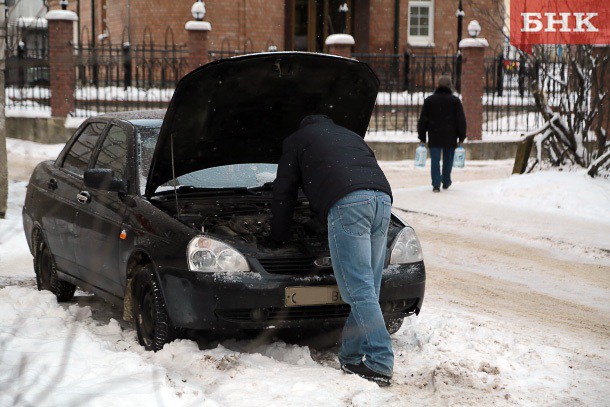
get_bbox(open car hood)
[145,52,379,196]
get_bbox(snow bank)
[0,284,591,406]
[0,286,212,406]
[485,170,610,223]
[7,138,64,160]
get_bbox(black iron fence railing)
[73,42,189,116]
[4,32,550,139]
[5,29,50,113]
[483,48,544,136]
[354,51,461,134]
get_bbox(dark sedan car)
[23,52,425,351]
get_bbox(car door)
[42,121,107,277]
[75,123,131,298]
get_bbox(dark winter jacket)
[270,115,392,242]
[417,87,467,148]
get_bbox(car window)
[62,122,106,176]
[135,122,162,195]
[94,125,128,180]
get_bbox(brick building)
[49,0,504,55]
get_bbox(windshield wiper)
[154,185,264,197]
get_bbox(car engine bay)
[161,198,329,251]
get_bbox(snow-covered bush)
[521,45,610,177]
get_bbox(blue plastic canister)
[414,143,427,168]
[454,146,466,168]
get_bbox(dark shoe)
[341,362,392,387]
[433,187,440,193]
[442,182,452,190]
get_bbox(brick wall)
[369,0,504,56]
[53,0,285,52]
[49,0,503,55]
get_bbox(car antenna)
[170,133,181,217]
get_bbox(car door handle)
[47,178,58,190]
[77,191,91,204]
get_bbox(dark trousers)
[430,147,455,188]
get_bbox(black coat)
[271,115,392,242]
[417,87,467,148]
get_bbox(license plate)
[285,286,344,307]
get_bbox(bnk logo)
[510,0,609,52]
[521,12,598,33]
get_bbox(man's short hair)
[438,75,453,89]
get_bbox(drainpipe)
[393,0,399,54]
[91,0,95,47]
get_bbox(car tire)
[132,264,178,352]
[385,317,404,335]
[35,241,76,302]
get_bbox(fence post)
[325,34,354,58]
[496,52,504,96]
[403,51,410,91]
[459,36,488,141]
[185,20,211,70]
[46,8,78,118]
[591,46,610,135]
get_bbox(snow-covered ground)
[1,139,609,406]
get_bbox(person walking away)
[270,114,394,386]
[417,75,467,192]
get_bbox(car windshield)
[134,121,278,195]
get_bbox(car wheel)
[35,241,76,302]
[132,264,178,351]
[385,318,404,335]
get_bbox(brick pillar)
[185,21,211,70]
[591,46,610,133]
[46,9,78,118]
[459,37,489,141]
[325,34,354,58]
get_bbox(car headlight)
[187,236,250,272]
[389,227,423,264]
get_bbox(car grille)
[257,256,333,275]
[216,304,352,322]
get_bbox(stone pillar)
[185,21,211,70]
[46,9,78,118]
[325,34,354,58]
[459,37,488,141]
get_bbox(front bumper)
[158,261,425,330]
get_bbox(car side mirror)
[84,168,123,192]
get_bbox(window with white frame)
[408,0,434,46]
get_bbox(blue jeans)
[327,189,394,376]
[430,147,455,188]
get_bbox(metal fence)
[4,18,50,114]
[71,34,256,116]
[4,27,548,139]
[72,27,190,116]
[354,49,461,134]
[483,47,543,136]
[74,42,189,116]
